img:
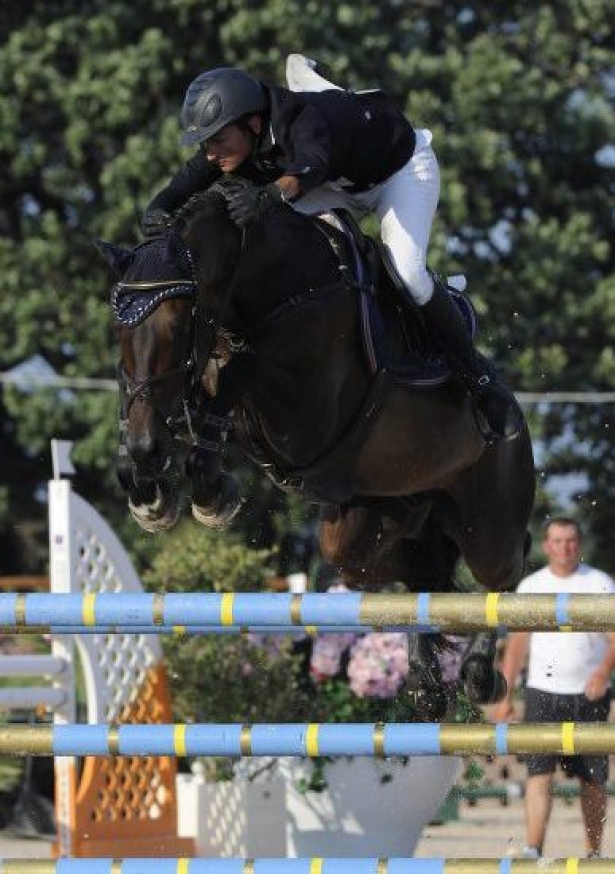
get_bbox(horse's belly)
[352,387,484,496]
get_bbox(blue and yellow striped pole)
[0,624,432,637]
[0,722,613,758]
[0,856,610,872]
[1,592,615,632]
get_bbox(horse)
[100,183,535,719]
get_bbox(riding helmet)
[180,68,268,146]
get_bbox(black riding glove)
[226,182,284,229]
[141,208,172,238]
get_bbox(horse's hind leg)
[459,633,507,704]
[318,497,433,586]
[405,634,449,721]
[445,429,535,593]
[441,431,535,705]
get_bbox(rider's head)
[180,68,268,172]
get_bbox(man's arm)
[147,150,221,213]
[585,631,615,701]
[490,631,530,722]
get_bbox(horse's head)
[100,187,245,532]
[98,232,199,529]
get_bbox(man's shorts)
[523,686,611,784]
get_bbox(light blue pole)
[0,858,540,874]
[0,857,587,872]
[0,591,609,631]
[0,624,433,636]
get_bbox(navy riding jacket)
[148,84,416,213]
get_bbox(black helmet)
[180,68,268,147]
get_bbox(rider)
[143,60,523,445]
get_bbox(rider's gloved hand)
[141,208,172,238]
[225,182,284,229]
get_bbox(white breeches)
[292,129,440,306]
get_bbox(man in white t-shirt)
[492,517,615,859]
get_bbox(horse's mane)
[172,186,229,232]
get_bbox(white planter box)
[177,755,459,857]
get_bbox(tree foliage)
[1,1,614,570]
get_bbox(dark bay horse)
[101,186,535,718]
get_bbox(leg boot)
[188,402,242,528]
[418,278,524,443]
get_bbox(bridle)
[115,226,246,457]
[116,276,219,454]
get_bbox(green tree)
[1,1,614,570]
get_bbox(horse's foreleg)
[189,381,245,529]
[116,453,182,533]
[189,447,243,530]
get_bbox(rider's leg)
[375,131,523,443]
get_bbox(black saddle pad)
[359,283,477,388]
[315,210,476,389]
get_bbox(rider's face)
[204,118,260,173]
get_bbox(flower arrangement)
[144,524,479,784]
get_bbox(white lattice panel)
[69,491,162,723]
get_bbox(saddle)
[313,210,477,390]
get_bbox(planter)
[177,755,459,857]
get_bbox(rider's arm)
[271,91,333,194]
[147,150,222,213]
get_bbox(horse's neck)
[238,282,368,469]
[232,217,337,323]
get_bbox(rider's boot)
[418,276,524,443]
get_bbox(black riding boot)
[419,279,524,443]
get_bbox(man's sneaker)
[521,846,541,859]
[587,851,601,859]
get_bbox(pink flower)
[310,633,358,681]
[347,633,409,698]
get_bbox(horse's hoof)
[404,686,448,722]
[192,474,243,529]
[129,501,181,533]
[460,656,507,704]
[128,482,181,533]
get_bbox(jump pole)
[1,722,613,758]
[1,591,614,632]
[0,857,612,872]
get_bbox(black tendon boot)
[188,403,242,529]
[419,278,524,443]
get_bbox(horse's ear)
[94,239,133,275]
